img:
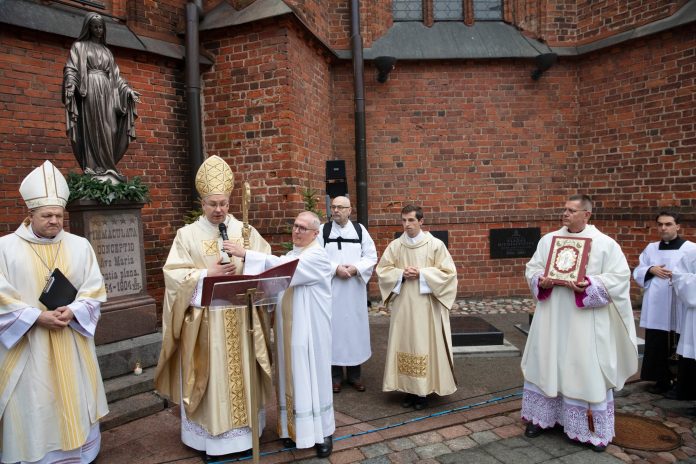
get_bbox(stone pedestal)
[68,199,157,345]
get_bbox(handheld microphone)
[218,223,232,260]
[218,223,229,241]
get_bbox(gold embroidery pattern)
[195,155,234,197]
[224,308,248,426]
[202,239,219,256]
[286,393,296,439]
[397,352,428,378]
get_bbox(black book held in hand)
[39,268,78,310]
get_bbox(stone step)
[101,391,166,431]
[96,332,162,380]
[104,366,156,403]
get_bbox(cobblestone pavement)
[292,382,696,464]
[369,297,536,317]
[370,297,645,323]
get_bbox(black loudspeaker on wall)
[326,160,348,197]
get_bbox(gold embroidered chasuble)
[0,224,108,463]
[155,214,273,436]
[376,232,458,396]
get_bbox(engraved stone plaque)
[88,213,143,297]
[68,200,156,345]
[489,227,541,259]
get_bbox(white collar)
[405,230,425,244]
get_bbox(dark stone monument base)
[97,294,157,345]
[450,316,504,346]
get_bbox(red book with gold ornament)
[544,236,592,284]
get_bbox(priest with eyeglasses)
[227,211,335,458]
[155,155,273,459]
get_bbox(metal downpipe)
[351,0,368,226]
[185,1,204,205]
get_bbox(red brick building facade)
[1,0,694,305]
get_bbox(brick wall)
[575,0,687,45]
[0,26,189,304]
[282,0,392,50]
[126,0,186,41]
[52,0,185,41]
[575,24,696,274]
[538,0,578,45]
[201,18,333,249]
[332,58,581,297]
[285,24,333,207]
[202,20,295,239]
[505,0,544,38]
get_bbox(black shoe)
[401,393,416,408]
[413,396,428,410]
[348,379,366,392]
[646,381,672,394]
[590,443,607,452]
[315,435,333,458]
[401,394,415,408]
[282,438,296,449]
[524,423,544,438]
[663,387,680,400]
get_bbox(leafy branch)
[67,172,150,205]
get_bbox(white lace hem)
[180,401,266,456]
[520,381,614,446]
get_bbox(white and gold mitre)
[195,155,234,198]
[19,160,70,210]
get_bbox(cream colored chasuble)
[377,232,458,396]
[0,224,107,463]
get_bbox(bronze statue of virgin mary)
[62,13,141,181]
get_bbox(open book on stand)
[201,258,299,307]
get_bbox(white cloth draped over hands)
[633,241,696,332]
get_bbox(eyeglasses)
[330,205,350,210]
[561,208,587,215]
[292,224,317,233]
[203,201,229,209]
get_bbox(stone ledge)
[101,392,166,432]
[104,366,156,403]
